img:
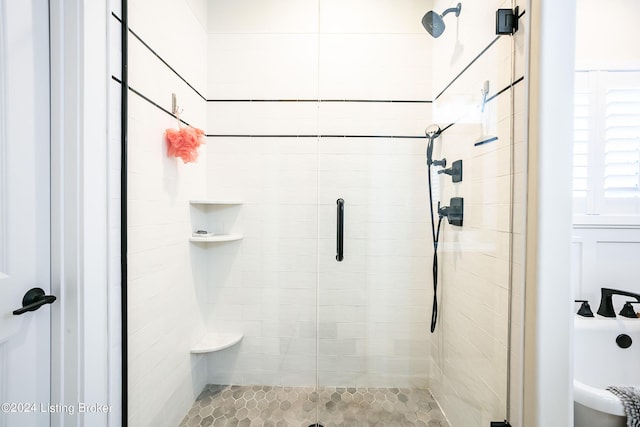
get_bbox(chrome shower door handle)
[336,198,344,262]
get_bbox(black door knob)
[13,287,57,315]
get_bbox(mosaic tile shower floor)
[178,384,450,427]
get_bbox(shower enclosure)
[121,1,527,426]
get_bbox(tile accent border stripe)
[112,76,199,129]
[111,12,207,101]
[111,9,525,106]
[434,36,500,101]
[111,8,526,138]
[204,134,427,139]
[111,75,524,139]
[207,99,432,103]
[486,76,525,104]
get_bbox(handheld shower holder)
[432,158,446,168]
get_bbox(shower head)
[425,124,442,139]
[422,3,462,38]
[425,124,442,166]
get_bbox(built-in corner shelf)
[189,234,243,243]
[188,199,243,244]
[190,333,243,354]
[190,200,243,206]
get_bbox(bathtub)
[574,316,640,427]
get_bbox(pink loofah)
[165,125,205,163]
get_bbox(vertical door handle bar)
[336,198,344,262]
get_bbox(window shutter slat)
[604,84,640,198]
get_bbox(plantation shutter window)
[573,70,640,217]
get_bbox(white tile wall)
[127,89,208,425]
[430,0,514,96]
[428,1,527,426]
[207,34,319,99]
[185,0,208,29]
[128,35,205,128]
[204,136,318,387]
[207,0,319,34]
[319,0,433,34]
[205,0,435,389]
[319,102,432,136]
[318,34,432,100]
[124,1,208,425]
[207,102,319,135]
[203,135,432,388]
[129,0,207,93]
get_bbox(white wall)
[575,0,640,70]
[572,228,640,308]
[107,3,122,425]
[572,0,640,306]
[427,0,527,426]
[122,0,209,425]
[204,0,435,389]
[523,0,575,425]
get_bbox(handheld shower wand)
[425,124,442,166]
[425,125,445,332]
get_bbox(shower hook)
[171,93,183,118]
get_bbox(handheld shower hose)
[425,125,444,333]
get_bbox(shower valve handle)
[438,197,464,226]
[437,160,463,183]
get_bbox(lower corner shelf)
[190,333,243,354]
[189,234,243,243]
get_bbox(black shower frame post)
[120,0,128,424]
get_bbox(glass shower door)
[314,2,441,425]
[316,135,434,425]
[315,1,523,426]
[122,0,526,425]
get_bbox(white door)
[0,0,52,426]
